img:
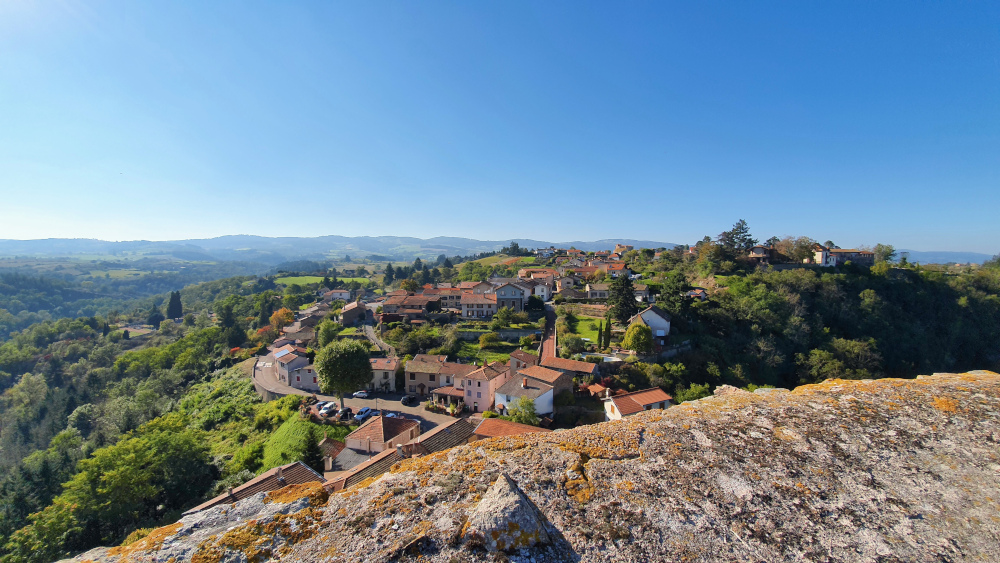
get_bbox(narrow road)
[540,303,556,358]
[363,315,395,356]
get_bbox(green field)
[456,340,519,364]
[275,275,326,285]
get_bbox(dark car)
[400,395,418,407]
[336,407,353,421]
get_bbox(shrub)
[478,332,500,349]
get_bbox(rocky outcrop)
[66,371,1000,562]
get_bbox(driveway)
[541,303,557,358]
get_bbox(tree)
[607,276,639,325]
[508,395,539,426]
[718,219,758,258]
[384,264,395,284]
[166,291,183,319]
[270,307,294,331]
[985,254,1000,269]
[315,340,371,409]
[561,335,585,354]
[621,324,653,354]
[479,332,500,349]
[443,258,453,268]
[494,306,514,328]
[400,279,419,292]
[873,243,897,264]
[146,305,165,328]
[596,322,604,350]
[316,320,343,347]
[413,257,423,271]
[674,382,711,403]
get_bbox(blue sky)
[0,1,997,252]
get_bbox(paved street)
[541,303,556,358]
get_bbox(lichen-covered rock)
[463,473,550,551]
[64,371,1000,562]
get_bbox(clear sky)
[1,1,997,252]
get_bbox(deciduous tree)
[621,323,653,354]
[315,339,372,409]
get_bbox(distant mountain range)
[0,236,990,265]
[0,236,680,265]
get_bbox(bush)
[561,336,585,354]
[478,332,501,349]
[482,411,498,419]
[553,390,575,408]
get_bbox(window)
[429,374,435,382]
[445,377,451,384]
[409,373,415,380]
[466,389,472,397]
[296,376,300,382]
[313,377,317,383]
[477,392,481,399]
[383,372,389,379]
[477,381,481,387]
[409,385,415,392]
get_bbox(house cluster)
[375,275,554,323]
[403,349,599,417]
[746,244,876,267]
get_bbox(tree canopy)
[315,339,372,405]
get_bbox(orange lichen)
[107,522,182,561]
[265,481,329,506]
[932,396,959,413]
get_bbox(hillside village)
[232,237,878,509]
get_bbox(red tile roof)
[609,387,673,416]
[431,385,466,398]
[474,418,552,438]
[509,349,539,367]
[346,416,420,445]
[461,293,497,305]
[541,356,600,375]
[183,462,323,515]
[466,361,509,381]
[517,365,565,385]
[370,357,400,371]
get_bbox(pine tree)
[443,258,453,268]
[166,291,183,319]
[596,322,604,350]
[413,257,423,271]
[384,264,395,284]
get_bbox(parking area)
[313,391,461,432]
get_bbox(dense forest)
[0,259,264,339]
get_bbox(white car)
[353,390,370,399]
[319,404,338,416]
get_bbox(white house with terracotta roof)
[604,388,673,420]
[404,354,477,396]
[461,293,498,318]
[369,357,400,392]
[517,364,573,398]
[345,415,421,454]
[495,375,554,417]
[324,289,352,302]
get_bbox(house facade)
[369,357,399,392]
[341,301,367,325]
[345,416,421,453]
[493,283,526,312]
[585,284,610,300]
[461,293,498,318]
[404,354,477,396]
[457,361,511,413]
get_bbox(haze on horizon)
[0,1,997,253]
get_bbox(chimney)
[396,444,404,458]
[276,466,285,482]
[227,487,234,498]
[522,377,528,389]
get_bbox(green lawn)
[275,275,326,285]
[339,327,359,335]
[456,341,519,364]
[568,315,604,344]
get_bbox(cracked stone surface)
[62,371,1000,562]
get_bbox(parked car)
[336,407,354,421]
[315,401,330,410]
[384,412,400,418]
[353,390,369,399]
[400,395,418,406]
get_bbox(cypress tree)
[596,322,603,350]
[166,291,183,319]
[384,264,395,284]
